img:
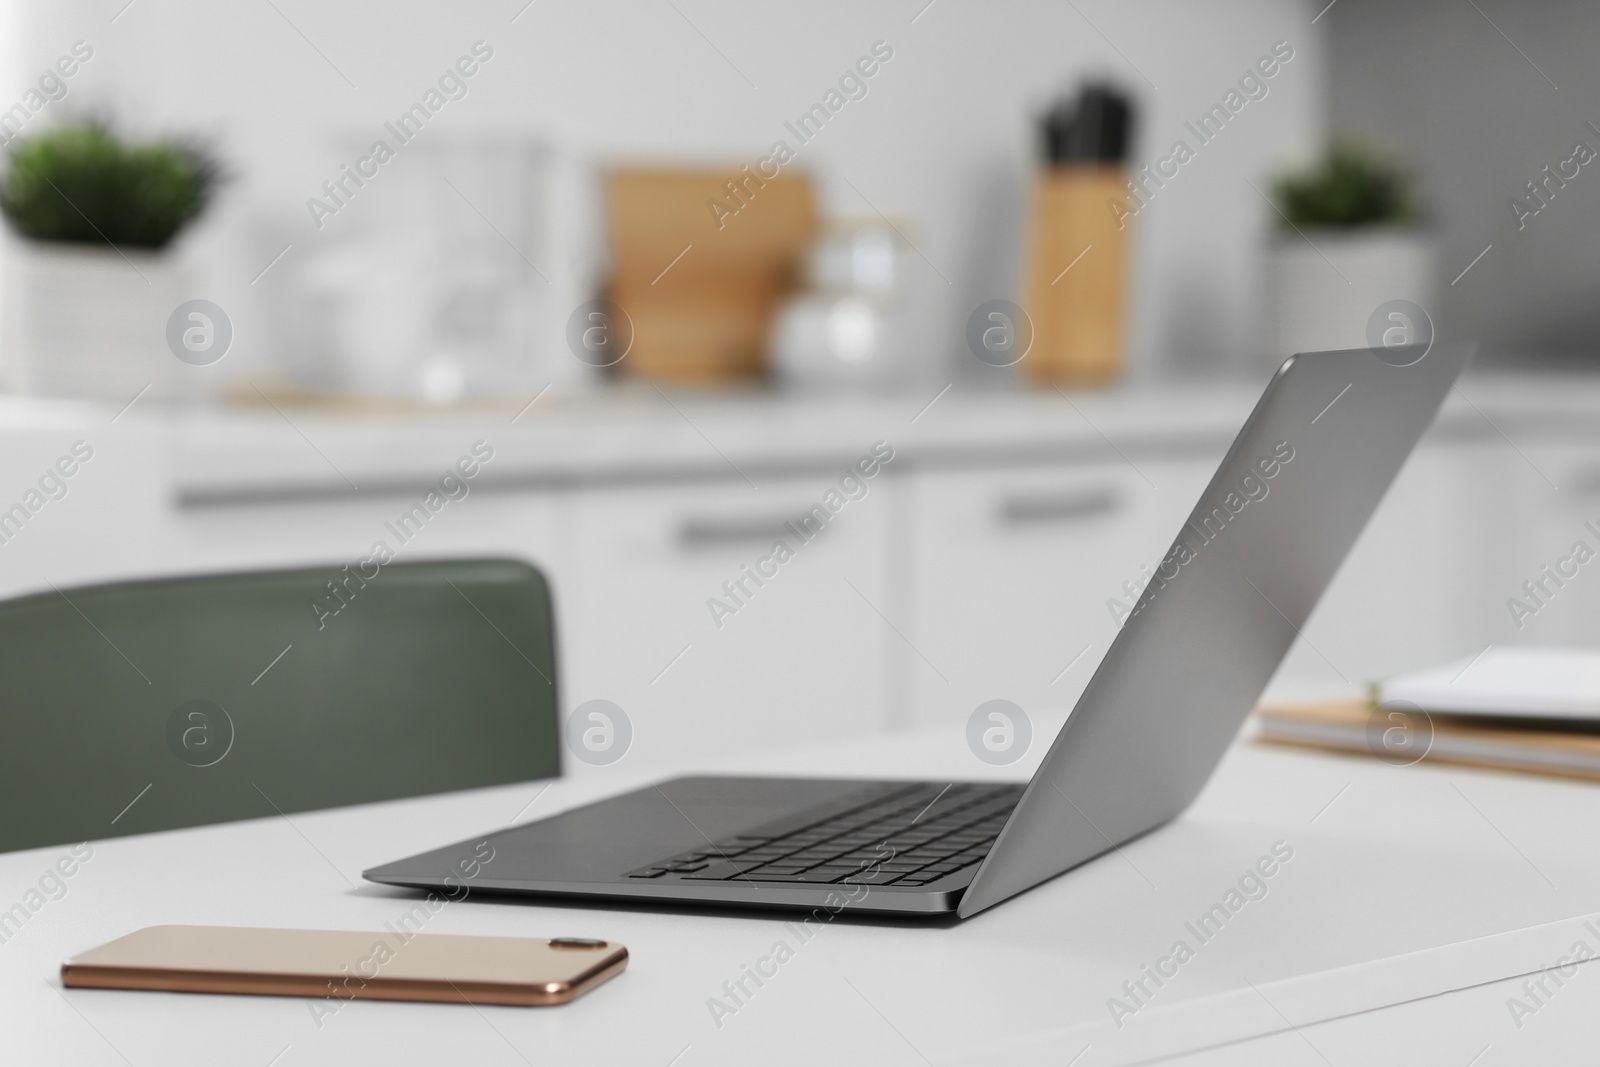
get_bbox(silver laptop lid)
[961,343,1470,917]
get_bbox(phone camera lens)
[548,938,608,949]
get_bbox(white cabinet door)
[905,458,1218,728]
[566,474,893,771]
[0,421,168,599]
[1284,439,1503,689]
[165,488,563,579]
[1495,439,1600,648]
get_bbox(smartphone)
[61,925,628,1007]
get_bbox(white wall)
[1327,0,1600,363]
[3,0,1325,389]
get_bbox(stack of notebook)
[1255,647,1600,782]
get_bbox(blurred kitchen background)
[0,0,1596,769]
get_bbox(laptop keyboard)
[626,782,1025,888]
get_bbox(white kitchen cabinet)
[1286,438,1506,689]
[165,488,563,579]
[566,472,894,771]
[0,417,169,599]
[1497,438,1600,648]
[16,378,1590,771]
[904,457,1219,729]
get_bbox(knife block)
[1021,166,1129,386]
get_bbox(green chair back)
[0,558,560,853]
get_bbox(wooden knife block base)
[1021,167,1128,387]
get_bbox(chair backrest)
[0,558,560,853]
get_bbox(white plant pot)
[3,242,190,402]
[1262,228,1435,373]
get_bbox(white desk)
[7,713,1600,1067]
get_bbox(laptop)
[367,343,1468,918]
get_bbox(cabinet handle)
[998,486,1120,526]
[679,515,798,549]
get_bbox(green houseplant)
[1262,140,1433,371]
[1272,141,1419,231]
[0,122,218,247]
[0,122,222,399]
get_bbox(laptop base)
[364,776,1021,917]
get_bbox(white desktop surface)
[7,714,1600,1067]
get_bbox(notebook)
[1255,647,1600,782]
[1377,646,1600,720]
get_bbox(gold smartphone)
[62,925,628,1007]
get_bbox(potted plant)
[0,122,219,399]
[1262,141,1430,371]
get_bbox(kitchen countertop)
[1,370,1597,506]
